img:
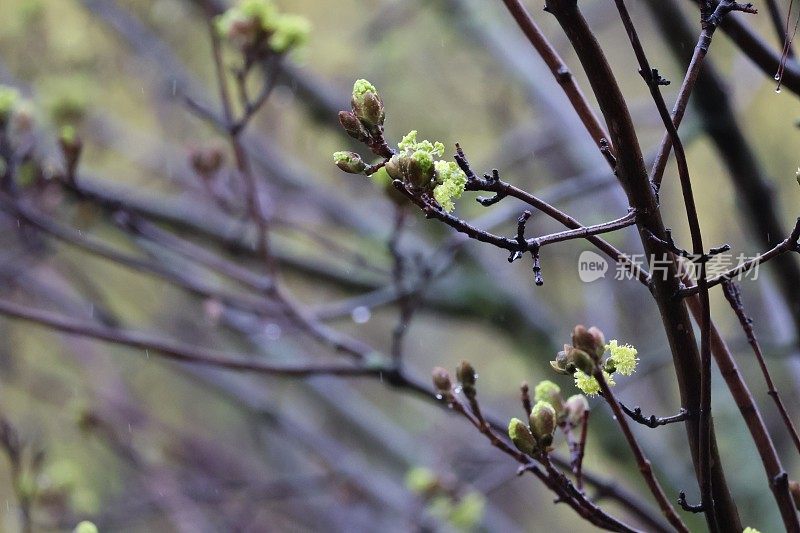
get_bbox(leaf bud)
[333,151,367,174]
[508,418,537,456]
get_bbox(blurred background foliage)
[0,0,798,531]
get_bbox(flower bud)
[190,145,224,177]
[338,111,370,142]
[73,521,99,533]
[456,360,477,388]
[333,151,367,174]
[384,154,401,180]
[508,418,536,456]
[570,348,596,375]
[432,366,452,394]
[351,79,384,130]
[533,380,562,411]
[360,91,385,129]
[564,394,589,426]
[399,151,434,189]
[572,325,605,359]
[530,401,556,447]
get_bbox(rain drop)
[264,323,282,341]
[351,306,371,324]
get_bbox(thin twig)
[594,371,689,532]
[721,281,800,455]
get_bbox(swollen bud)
[529,401,556,448]
[361,91,385,129]
[456,361,477,388]
[73,521,99,533]
[564,394,589,426]
[508,418,536,456]
[570,348,595,375]
[338,111,369,142]
[333,151,367,174]
[432,366,453,394]
[572,325,605,359]
[533,380,562,411]
[351,79,384,130]
[399,150,435,189]
[190,144,224,177]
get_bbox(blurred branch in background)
[0,0,799,531]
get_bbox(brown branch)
[542,0,741,527]
[595,371,689,532]
[0,298,380,377]
[649,1,755,189]
[721,281,800,455]
[611,0,716,518]
[683,280,800,530]
[678,218,800,297]
[499,0,612,160]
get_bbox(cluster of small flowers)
[550,325,638,397]
[333,80,467,213]
[215,0,310,54]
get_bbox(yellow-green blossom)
[742,528,761,533]
[215,0,308,53]
[433,160,466,212]
[397,130,445,158]
[269,14,310,52]
[574,370,614,397]
[606,339,638,376]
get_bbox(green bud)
[533,380,562,411]
[570,348,595,374]
[432,366,452,394]
[508,418,536,456]
[338,111,370,142]
[530,401,556,447]
[333,151,367,174]
[351,79,384,130]
[564,394,589,426]
[73,521,99,533]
